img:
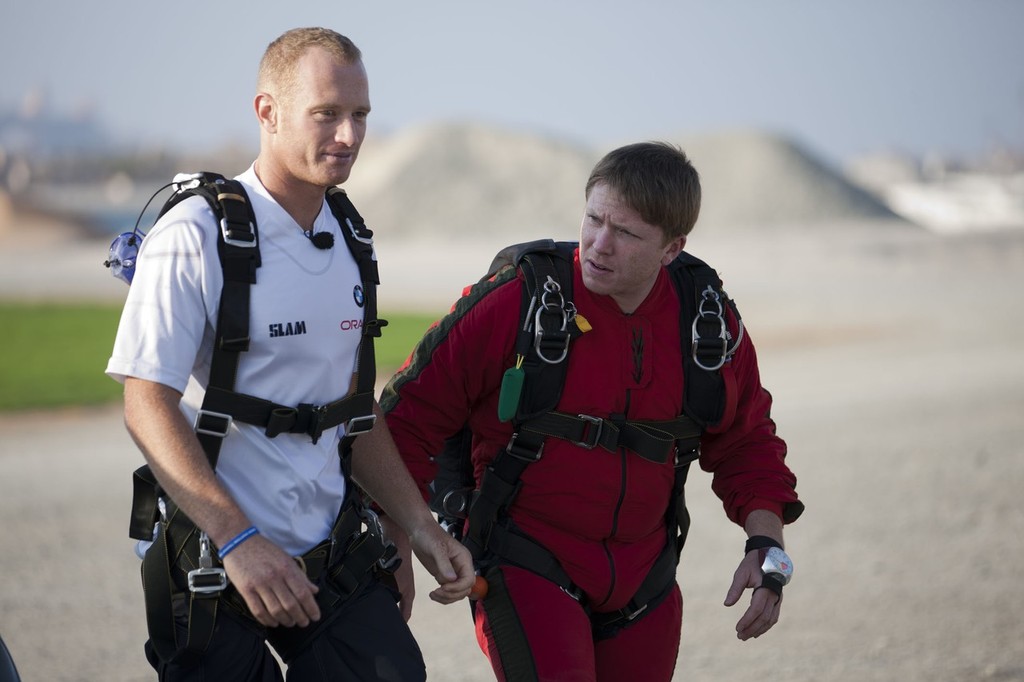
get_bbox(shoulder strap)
[182,179,387,471]
[506,240,578,420]
[167,173,260,470]
[463,240,578,559]
[325,187,388,466]
[668,251,743,429]
[468,246,734,559]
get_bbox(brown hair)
[257,27,362,100]
[585,142,702,240]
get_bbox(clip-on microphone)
[306,230,335,250]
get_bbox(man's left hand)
[724,550,783,640]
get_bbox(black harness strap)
[200,386,375,444]
[133,176,389,662]
[326,187,387,470]
[464,244,578,562]
[478,443,702,638]
[463,241,741,634]
[672,251,743,429]
[463,429,542,562]
[195,177,261,470]
[520,412,702,463]
[144,490,397,664]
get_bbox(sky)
[2,0,1022,167]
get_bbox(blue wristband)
[218,526,259,559]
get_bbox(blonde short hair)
[257,27,362,100]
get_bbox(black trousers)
[144,579,425,682]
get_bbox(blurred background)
[1,0,1022,246]
[2,3,1023,681]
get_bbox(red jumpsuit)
[383,250,801,681]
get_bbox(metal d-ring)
[534,277,571,364]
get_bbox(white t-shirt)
[107,166,370,555]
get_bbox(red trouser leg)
[474,565,682,682]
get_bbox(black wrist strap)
[744,535,782,554]
[756,573,784,598]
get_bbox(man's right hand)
[222,535,321,628]
[408,522,476,604]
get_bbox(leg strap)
[483,522,679,638]
[141,507,222,664]
[141,499,399,665]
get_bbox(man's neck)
[253,158,325,231]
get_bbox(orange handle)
[469,575,489,600]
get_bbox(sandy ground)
[1,219,1023,681]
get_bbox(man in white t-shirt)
[107,27,474,681]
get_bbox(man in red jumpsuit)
[381,142,803,681]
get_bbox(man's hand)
[408,522,475,604]
[724,550,782,641]
[222,535,321,628]
[380,515,416,621]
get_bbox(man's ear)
[254,92,277,133]
[661,235,687,266]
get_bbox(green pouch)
[497,364,525,422]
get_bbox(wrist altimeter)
[745,536,793,596]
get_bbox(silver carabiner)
[539,275,565,311]
[692,285,729,371]
[533,276,572,364]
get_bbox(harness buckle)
[188,567,228,594]
[377,544,400,572]
[307,404,328,445]
[344,414,377,437]
[359,507,400,571]
[194,409,232,438]
[188,533,228,595]
[560,585,584,602]
[624,602,649,621]
[345,217,374,246]
[360,507,385,540]
[675,446,701,468]
[220,218,257,248]
[217,193,257,248]
[506,432,544,462]
[572,414,604,450]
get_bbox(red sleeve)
[381,275,521,500]
[698,314,804,527]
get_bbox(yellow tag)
[575,314,592,333]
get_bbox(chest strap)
[519,412,702,463]
[198,386,376,445]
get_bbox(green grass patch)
[0,302,441,412]
[0,302,125,411]
[376,311,442,372]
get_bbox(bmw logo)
[353,284,365,307]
